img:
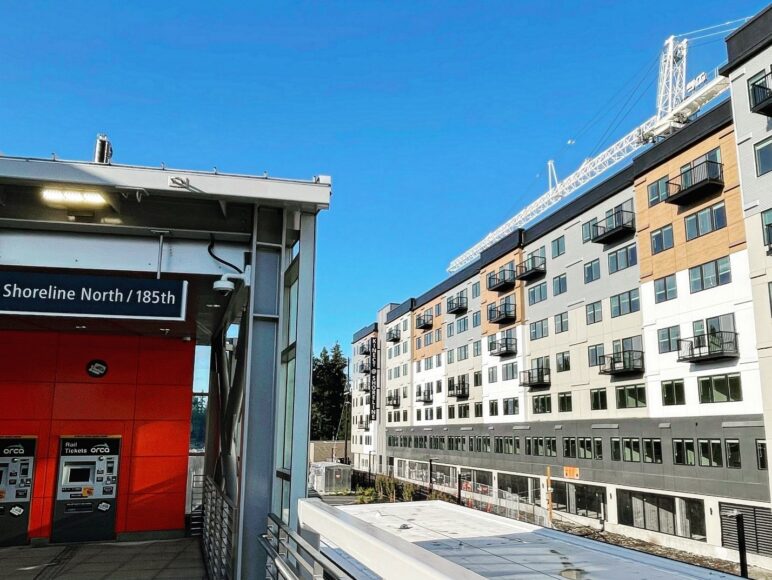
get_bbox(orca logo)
[86,359,108,378]
[90,442,111,454]
[3,444,25,456]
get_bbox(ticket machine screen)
[65,464,94,484]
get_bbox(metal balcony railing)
[677,331,739,363]
[416,313,433,329]
[666,160,724,205]
[515,256,547,281]
[590,209,636,244]
[490,337,517,356]
[386,394,401,408]
[358,362,371,374]
[750,73,772,116]
[446,296,468,314]
[488,303,516,323]
[202,477,237,580]
[447,384,469,399]
[599,350,644,375]
[386,327,401,342]
[487,269,516,291]
[520,368,550,388]
[357,418,370,431]
[358,382,371,393]
[416,390,433,404]
[358,343,370,355]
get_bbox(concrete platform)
[0,537,206,580]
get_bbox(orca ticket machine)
[52,436,121,543]
[0,437,36,546]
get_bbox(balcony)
[447,384,469,399]
[358,362,372,374]
[750,73,772,116]
[677,332,739,363]
[590,210,636,244]
[386,327,401,342]
[358,343,370,355]
[665,160,724,205]
[358,382,371,393]
[490,337,517,356]
[487,269,516,291]
[386,394,401,408]
[446,296,468,314]
[488,303,516,324]
[416,390,433,404]
[520,368,550,388]
[599,350,644,375]
[515,256,546,281]
[416,313,433,329]
[357,418,370,431]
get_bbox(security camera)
[213,278,236,295]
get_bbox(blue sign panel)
[0,271,187,320]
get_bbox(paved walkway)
[0,537,206,580]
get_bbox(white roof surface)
[339,501,733,579]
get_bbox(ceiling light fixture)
[42,189,107,207]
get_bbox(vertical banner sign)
[368,336,379,421]
[0,271,187,320]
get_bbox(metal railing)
[677,331,738,362]
[202,477,238,580]
[189,473,205,537]
[666,160,724,203]
[358,343,370,355]
[386,394,401,407]
[486,268,516,290]
[261,513,352,580]
[490,337,517,356]
[447,384,469,399]
[515,256,546,280]
[446,295,468,313]
[520,368,550,387]
[599,350,644,375]
[358,362,371,374]
[750,72,772,113]
[488,303,516,323]
[590,209,635,242]
[386,327,401,342]
[416,313,434,329]
[416,390,433,404]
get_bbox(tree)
[311,343,348,441]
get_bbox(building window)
[563,437,577,458]
[588,344,604,367]
[661,379,685,406]
[553,274,567,296]
[502,362,517,381]
[416,409,422,421]
[689,256,731,293]
[473,370,482,386]
[586,301,602,324]
[558,392,572,412]
[552,235,565,257]
[448,406,455,420]
[472,311,481,327]
[503,397,518,415]
[590,388,607,410]
[757,441,768,470]
[616,385,646,408]
[458,404,470,419]
[555,311,568,333]
[618,489,705,541]
[474,402,483,418]
[673,439,696,466]
[425,332,433,346]
[698,439,723,467]
[530,318,549,340]
[435,303,441,316]
[472,281,480,298]
[556,351,570,372]
[488,366,498,383]
[642,439,663,464]
[611,438,621,461]
[532,395,551,414]
[447,349,454,364]
[436,406,443,421]
[473,340,481,357]
[762,209,772,245]
[685,202,727,241]
[447,323,454,338]
[755,135,772,176]
[648,175,668,206]
[489,400,499,416]
[654,274,677,303]
[435,354,441,367]
[608,243,637,274]
[528,282,548,305]
[651,224,674,254]
[416,337,421,349]
[610,288,640,317]
[623,438,641,462]
[698,373,742,403]
[726,440,742,469]
[436,380,442,393]
[584,259,600,283]
[457,317,468,333]
[658,326,680,353]
[457,345,468,361]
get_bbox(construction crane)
[447,21,745,273]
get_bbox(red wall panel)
[0,330,194,541]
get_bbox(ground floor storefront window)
[618,489,706,541]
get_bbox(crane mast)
[447,35,729,273]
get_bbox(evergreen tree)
[311,342,348,441]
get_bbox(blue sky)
[0,1,765,354]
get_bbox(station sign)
[0,271,187,320]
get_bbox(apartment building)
[350,322,377,473]
[348,12,772,566]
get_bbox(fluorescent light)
[42,189,107,206]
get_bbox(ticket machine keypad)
[0,458,34,503]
